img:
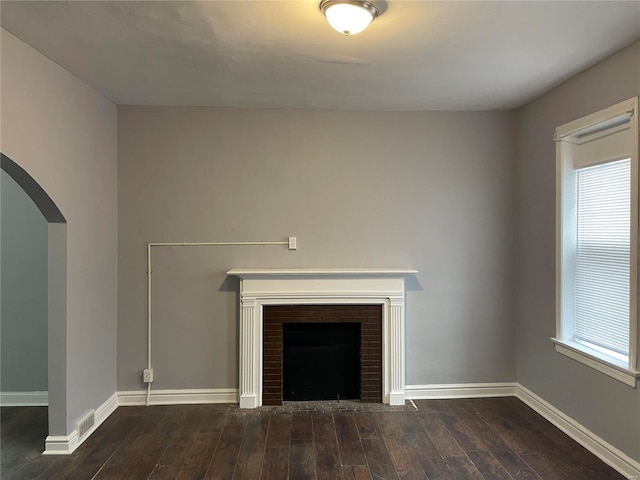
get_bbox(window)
[554,97,639,387]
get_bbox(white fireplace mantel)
[227,268,417,408]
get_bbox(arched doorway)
[1,153,67,446]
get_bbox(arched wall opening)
[1,153,68,438]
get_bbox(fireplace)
[264,305,382,405]
[227,268,417,408]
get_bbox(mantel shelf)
[227,268,418,278]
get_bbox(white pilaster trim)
[117,388,238,406]
[516,384,640,480]
[388,302,405,405]
[240,298,259,408]
[0,391,48,406]
[405,382,517,399]
[43,392,118,455]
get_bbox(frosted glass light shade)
[320,1,379,36]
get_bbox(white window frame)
[553,97,640,387]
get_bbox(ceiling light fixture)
[319,0,380,36]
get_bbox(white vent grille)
[76,410,95,438]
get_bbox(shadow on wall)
[1,169,48,395]
[1,153,68,438]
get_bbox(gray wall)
[515,40,640,461]
[117,107,516,391]
[1,170,48,392]
[1,28,118,435]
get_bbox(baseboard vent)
[76,410,95,439]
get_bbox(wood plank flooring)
[1,397,626,479]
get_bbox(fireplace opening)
[283,322,360,401]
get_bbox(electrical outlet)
[143,368,154,383]
[288,236,297,250]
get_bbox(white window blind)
[574,158,630,358]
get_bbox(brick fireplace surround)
[263,304,383,405]
[227,269,417,409]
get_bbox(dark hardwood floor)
[0,397,626,479]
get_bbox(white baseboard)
[117,388,238,406]
[406,382,638,479]
[43,392,118,456]
[0,391,48,406]
[32,382,640,479]
[43,431,79,456]
[516,384,640,480]
[42,388,235,455]
[405,382,517,399]
[95,391,119,432]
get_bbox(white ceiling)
[1,1,639,111]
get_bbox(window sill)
[551,338,639,387]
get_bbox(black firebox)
[283,322,360,401]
